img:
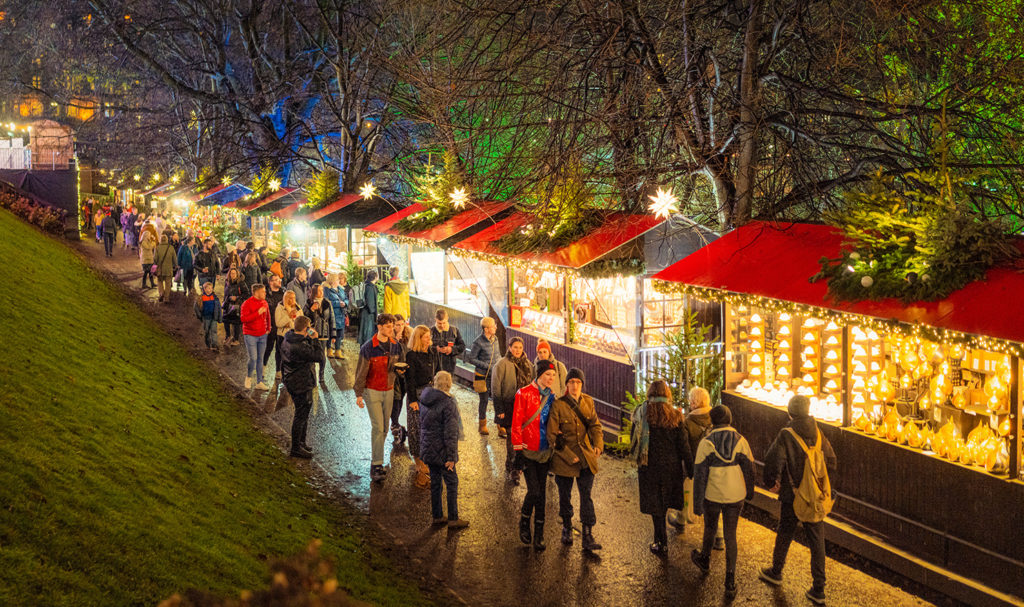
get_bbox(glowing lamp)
[802,332,817,343]
[750,339,762,351]
[777,353,790,363]
[824,379,839,390]
[779,313,791,322]
[825,335,840,346]
[779,340,791,350]
[750,326,762,337]
[750,353,763,364]
[853,361,867,373]
[802,373,815,384]
[802,346,815,357]
[777,366,790,377]
[750,313,762,323]
[801,359,816,371]
[749,367,762,377]
[825,350,839,362]
[778,325,791,336]
[826,321,840,332]
[825,364,840,376]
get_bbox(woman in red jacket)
[511,359,559,550]
[240,284,271,390]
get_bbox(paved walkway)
[78,236,938,607]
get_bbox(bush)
[0,185,67,235]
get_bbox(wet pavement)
[78,236,937,607]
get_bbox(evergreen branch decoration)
[576,257,645,278]
[393,206,458,233]
[248,165,278,199]
[812,169,1018,303]
[393,150,466,233]
[303,167,340,211]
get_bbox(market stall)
[244,187,304,248]
[652,220,1024,597]
[302,192,399,273]
[364,201,515,354]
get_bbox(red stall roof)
[366,201,515,246]
[271,198,308,220]
[455,212,665,269]
[303,192,362,223]
[652,221,1024,344]
[238,187,297,212]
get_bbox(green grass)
[0,209,429,607]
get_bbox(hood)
[706,426,742,461]
[386,280,409,295]
[534,353,559,366]
[419,386,450,409]
[283,329,309,343]
[790,416,819,444]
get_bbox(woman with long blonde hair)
[405,324,436,488]
[630,380,693,555]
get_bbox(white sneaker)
[255,382,269,390]
[244,376,253,389]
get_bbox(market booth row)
[367,205,719,425]
[652,221,1024,598]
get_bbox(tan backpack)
[786,428,833,523]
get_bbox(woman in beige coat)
[546,367,603,552]
[139,229,157,289]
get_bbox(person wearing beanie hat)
[547,366,603,552]
[691,404,754,600]
[511,356,560,550]
[535,340,568,398]
[759,395,837,605]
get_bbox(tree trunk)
[730,0,762,228]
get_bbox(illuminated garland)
[392,206,457,233]
[652,280,1024,357]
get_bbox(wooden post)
[841,324,851,427]
[1010,356,1021,479]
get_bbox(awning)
[183,184,226,204]
[196,183,252,206]
[365,201,515,247]
[454,211,665,269]
[270,198,309,220]
[651,220,1024,344]
[304,193,400,229]
[247,188,304,216]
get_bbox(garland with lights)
[394,151,467,233]
[393,206,458,233]
[651,280,1024,357]
[575,257,646,278]
[248,165,280,200]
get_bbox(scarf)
[630,396,670,467]
[507,351,532,388]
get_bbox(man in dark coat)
[100,212,118,257]
[430,308,466,375]
[263,274,286,377]
[759,395,837,606]
[194,239,221,288]
[281,315,325,459]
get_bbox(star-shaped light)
[360,182,377,199]
[133,174,140,181]
[171,174,180,183]
[268,178,281,192]
[151,173,160,182]
[648,187,678,219]
[221,175,232,186]
[449,186,469,209]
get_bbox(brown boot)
[498,427,507,438]
[479,419,489,435]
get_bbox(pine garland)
[576,257,646,278]
[303,167,340,211]
[248,165,278,199]
[394,151,465,233]
[813,169,1018,303]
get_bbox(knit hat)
[788,395,811,418]
[537,339,551,353]
[709,405,732,426]
[536,359,556,378]
[566,367,585,385]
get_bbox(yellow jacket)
[383,280,410,319]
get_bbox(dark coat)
[405,350,436,404]
[430,325,466,375]
[467,333,500,376]
[637,423,693,515]
[222,280,249,322]
[358,280,379,344]
[264,287,286,334]
[302,297,334,339]
[763,416,837,502]
[418,387,460,466]
[281,330,325,394]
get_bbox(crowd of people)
[97,225,838,605]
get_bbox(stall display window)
[350,228,378,267]
[642,279,689,346]
[725,305,843,423]
[848,332,1012,474]
[410,250,444,304]
[450,254,507,320]
[571,276,636,358]
[514,268,566,342]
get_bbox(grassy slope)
[0,209,427,607]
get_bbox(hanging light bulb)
[779,313,791,322]
[777,353,790,363]
[779,339,791,350]
[750,313,762,323]
[778,325,791,336]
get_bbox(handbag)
[150,264,158,274]
[473,373,487,393]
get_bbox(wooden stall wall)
[508,328,635,428]
[723,392,1024,597]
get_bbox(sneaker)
[243,376,253,389]
[255,382,269,390]
[805,588,826,605]
[759,567,783,587]
[649,542,667,556]
[447,519,469,529]
[690,549,710,574]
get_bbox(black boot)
[581,525,602,552]
[561,519,573,546]
[519,514,532,545]
[533,519,546,551]
[725,572,737,602]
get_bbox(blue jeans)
[243,333,268,382]
[427,463,459,520]
[202,317,219,347]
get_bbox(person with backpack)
[358,269,379,345]
[759,395,837,606]
[690,405,755,601]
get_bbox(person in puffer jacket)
[418,371,467,529]
[690,405,754,601]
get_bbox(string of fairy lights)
[652,280,1024,358]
